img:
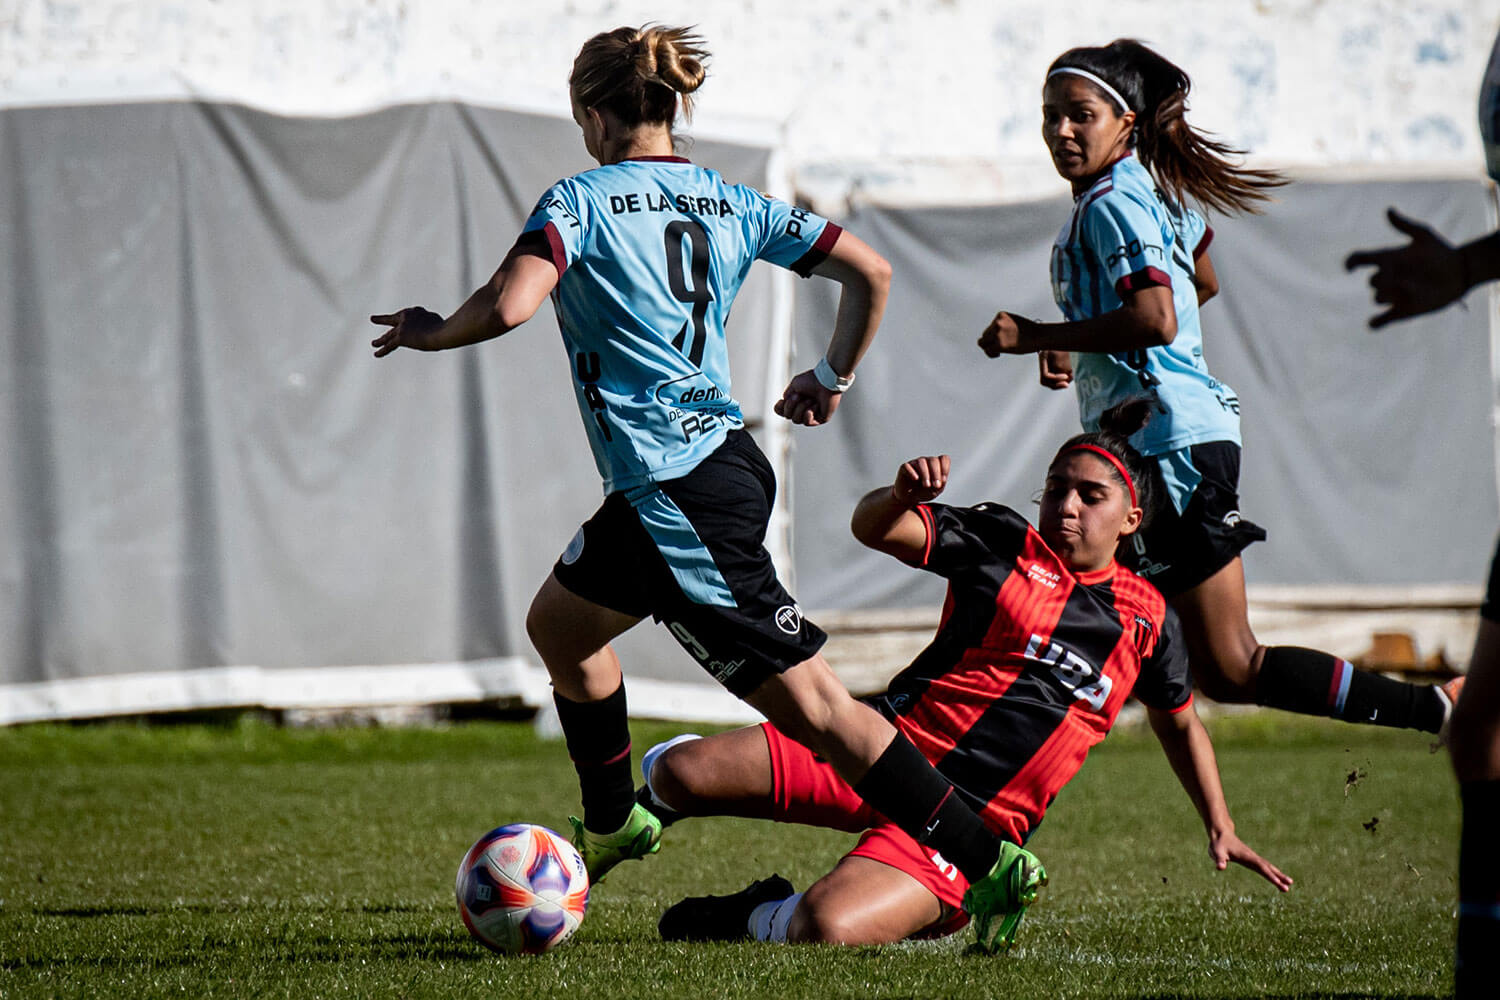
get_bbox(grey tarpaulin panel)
[791,178,1499,611]
[0,100,776,716]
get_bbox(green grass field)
[0,711,1456,999]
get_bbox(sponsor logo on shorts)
[928,849,961,883]
[1135,557,1172,579]
[1128,536,1171,578]
[774,604,802,635]
[560,527,586,565]
[668,620,746,683]
[1222,510,1242,527]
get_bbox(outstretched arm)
[774,230,892,427]
[370,252,559,357]
[979,284,1177,358]
[1344,208,1500,330]
[1146,703,1294,892]
[850,455,951,565]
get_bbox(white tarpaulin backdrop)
[0,100,788,724]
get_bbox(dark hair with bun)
[570,25,709,127]
[1052,397,1160,530]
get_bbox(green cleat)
[568,802,663,884]
[961,841,1048,954]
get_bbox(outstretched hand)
[1209,828,1293,892]
[774,369,841,427]
[892,455,950,504]
[370,307,445,357]
[1344,208,1467,329]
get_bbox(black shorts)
[552,430,827,698]
[1119,441,1267,598]
[1482,534,1500,624]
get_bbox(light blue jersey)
[518,156,840,494]
[1051,154,1241,460]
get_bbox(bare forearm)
[826,277,884,374]
[1150,710,1233,835]
[812,231,891,377]
[851,486,913,547]
[849,455,946,562]
[1022,307,1174,354]
[406,255,556,352]
[422,281,511,351]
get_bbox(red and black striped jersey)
[868,501,1191,844]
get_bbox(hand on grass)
[1210,828,1293,892]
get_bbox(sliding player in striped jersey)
[976,39,1460,737]
[641,403,1290,948]
[370,24,1036,948]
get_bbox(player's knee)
[523,594,555,657]
[1194,664,1256,703]
[645,742,704,813]
[1190,643,1261,703]
[784,895,858,944]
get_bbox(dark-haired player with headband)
[976,38,1460,737]
[633,403,1290,950]
[369,24,1035,946]
[1344,26,1500,999]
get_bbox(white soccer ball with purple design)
[455,823,590,954]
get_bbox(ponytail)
[1049,39,1285,215]
[570,25,709,127]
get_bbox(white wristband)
[814,357,855,392]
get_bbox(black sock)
[852,732,1000,883]
[554,685,634,834]
[1254,646,1445,732]
[1458,780,1500,999]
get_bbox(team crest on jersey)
[1132,614,1156,655]
[774,605,802,635]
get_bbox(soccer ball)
[455,823,590,954]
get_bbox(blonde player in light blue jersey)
[371,24,1041,952]
[975,38,1459,740]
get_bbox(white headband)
[1046,67,1131,114]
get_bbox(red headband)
[1063,444,1138,508]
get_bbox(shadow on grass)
[5,931,493,971]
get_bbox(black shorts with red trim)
[1119,441,1267,598]
[552,430,826,698]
